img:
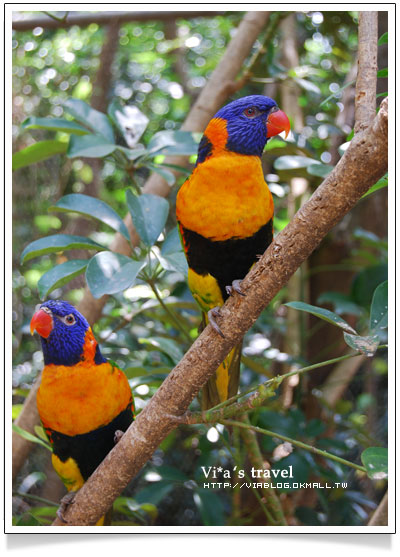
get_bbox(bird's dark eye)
[63,314,76,326]
[243,106,259,119]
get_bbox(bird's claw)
[225,279,245,297]
[56,491,77,523]
[207,307,225,338]
[114,430,124,444]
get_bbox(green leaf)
[158,227,188,275]
[51,193,130,241]
[146,163,176,185]
[317,292,363,317]
[37,259,88,300]
[126,190,169,247]
[21,234,105,264]
[361,174,388,199]
[134,482,174,506]
[351,265,388,308]
[63,98,115,142]
[343,333,380,357]
[140,336,184,365]
[285,301,357,334]
[369,281,388,333]
[86,252,145,298]
[12,140,67,171]
[361,447,388,480]
[21,117,89,135]
[293,77,321,95]
[274,155,320,171]
[378,32,388,46]
[307,163,333,178]
[12,404,23,420]
[67,134,116,158]
[107,100,149,147]
[319,80,355,107]
[12,424,52,452]
[193,489,225,526]
[147,130,200,156]
[377,68,388,78]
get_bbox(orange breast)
[176,152,273,241]
[37,361,132,437]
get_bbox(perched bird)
[176,95,290,410]
[30,300,134,525]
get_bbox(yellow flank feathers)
[176,151,273,241]
[37,361,132,437]
[188,267,224,313]
[51,454,85,492]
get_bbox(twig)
[238,414,287,525]
[221,419,367,474]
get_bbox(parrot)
[176,95,290,410]
[30,299,134,525]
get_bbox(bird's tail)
[201,342,242,411]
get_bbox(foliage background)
[12,10,388,527]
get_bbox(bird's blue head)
[197,95,290,163]
[30,299,106,366]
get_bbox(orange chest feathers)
[176,152,274,242]
[37,361,132,437]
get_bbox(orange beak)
[267,109,291,139]
[30,309,53,338]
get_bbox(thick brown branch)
[52,97,388,526]
[12,11,224,31]
[368,490,388,526]
[355,12,378,133]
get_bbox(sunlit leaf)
[343,332,380,357]
[21,234,105,264]
[12,424,52,452]
[285,301,356,334]
[361,447,388,480]
[51,193,130,241]
[37,259,88,300]
[12,140,67,171]
[86,252,145,298]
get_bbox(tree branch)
[355,12,378,133]
[12,11,224,31]
[367,490,388,526]
[52,97,388,525]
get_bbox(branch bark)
[367,490,388,526]
[355,12,378,133]
[52,97,388,525]
[12,11,224,31]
